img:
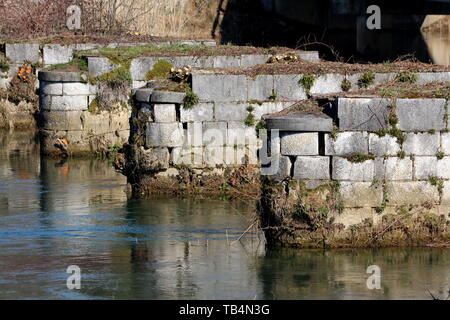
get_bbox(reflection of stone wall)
[38,71,130,156]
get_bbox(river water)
[1,131,450,300]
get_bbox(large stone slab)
[414,156,438,180]
[332,157,375,181]
[386,181,440,205]
[41,95,88,111]
[403,132,440,155]
[214,102,248,121]
[281,132,318,156]
[203,121,227,147]
[146,123,184,147]
[181,103,214,122]
[293,156,330,180]
[247,75,274,100]
[43,45,73,65]
[384,157,413,181]
[192,74,247,102]
[273,74,307,100]
[339,182,383,207]
[265,112,333,132]
[396,99,446,131]
[153,104,176,122]
[40,110,83,131]
[368,133,401,156]
[88,57,116,77]
[151,90,186,104]
[325,132,368,156]
[5,43,40,64]
[227,122,258,146]
[337,98,391,131]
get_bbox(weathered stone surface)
[171,147,193,165]
[38,71,86,82]
[339,182,383,207]
[63,83,89,95]
[437,157,450,179]
[213,56,241,68]
[41,95,88,111]
[281,132,318,156]
[203,121,227,147]
[227,121,257,146]
[40,111,83,131]
[325,132,368,156]
[273,74,307,100]
[368,134,401,156]
[81,111,111,133]
[186,122,203,147]
[293,156,330,180]
[5,43,40,63]
[153,104,176,122]
[337,98,391,131]
[214,102,248,121]
[414,156,437,180]
[332,157,375,181]
[253,102,289,120]
[386,181,440,205]
[151,90,186,104]
[146,123,184,147]
[311,74,345,95]
[135,88,153,102]
[440,181,450,205]
[266,112,333,132]
[240,54,270,67]
[247,75,274,100]
[40,81,63,95]
[203,147,225,165]
[384,157,413,181]
[180,103,214,122]
[88,57,116,77]
[440,132,450,155]
[264,155,291,180]
[332,208,374,228]
[403,132,440,155]
[297,51,320,62]
[140,147,170,171]
[192,74,247,102]
[130,57,157,81]
[396,99,446,131]
[43,45,73,65]
[416,72,450,84]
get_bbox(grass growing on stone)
[268,90,277,101]
[183,87,199,109]
[0,57,10,73]
[397,151,406,159]
[97,64,132,85]
[298,74,316,96]
[43,57,89,72]
[437,151,445,160]
[345,153,375,163]
[396,72,418,83]
[244,113,256,127]
[341,78,352,92]
[145,60,173,81]
[429,176,444,192]
[357,71,375,88]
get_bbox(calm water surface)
[1,131,450,300]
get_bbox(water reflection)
[1,131,450,300]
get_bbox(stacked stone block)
[38,71,130,155]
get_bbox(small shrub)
[145,60,173,81]
[255,120,266,138]
[268,90,277,101]
[429,176,444,192]
[183,87,199,109]
[341,78,352,92]
[388,109,398,126]
[98,66,132,85]
[389,127,406,145]
[244,113,256,127]
[0,58,10,73]
[299,74,316,96]
[345,153,375,163]
[246,105,255,112]
[358,72,375,89]
[436,151,445,160]
[396,72,418,84]
[397,151,406,159]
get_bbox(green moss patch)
[145,60,173,81]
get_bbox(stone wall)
[38,71,130,156]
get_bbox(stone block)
[440,132,450,155]
[5,43,40,64]
[311,74,345,95]
[253,102,287,120]
[203,147,225,166]
[146,123,184,147]
[88,57,116,77]
[297,51,320,62]
[171,147,193,165]
[437,157,450,179]
[41,95,88,111]
[240,54,270,67]
[62,82,90,95]
[368,134,401,156]
[337,98,391,131]
[281,132,318,156]
[416,72,450,84]
[332,157,375,181]
[180,103,214,122]
[81,111,111,134]
[40,81,63,95]
[151,90,186,104]
[247,75,274,100]
[135,88,153,103]
[140,147,170,171]
[396,99,446,131]
[214,102,248,121]
[265,112,333,132]
[403,132,440,155]
[40,110,83,131]
[186,122,203,147]
[386,181,439,205]
[130,57,157,81]
[43,45,73,65]
[293,156,330,180]
[325,132,368,156]
[264,155,292,180]
[273,74,307,100]
[332,208,375,228]
[153,104,176,122]
[414,156,437,180]
[203,122,227,147]
[213,56,241,68]
[384,157,413,181]
[227,122,257,146]
[192,147,203,166]
[339,182,383,207]
[192,74,247,102]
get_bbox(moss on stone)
[344,153,375,163]
[396,72,418,84]
[145,60,173,81]
[341,78,352,92]
[298,74,316,96]
[357,71,375,88]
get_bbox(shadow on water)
[1,131,450,300]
